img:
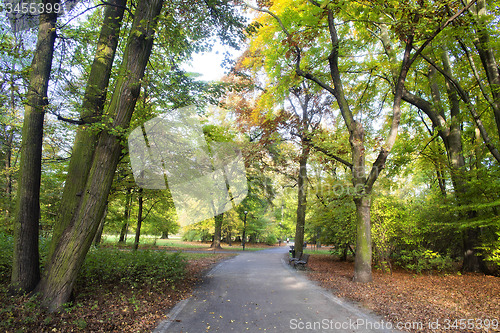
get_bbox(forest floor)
[0,253,234,333]
[306,254,500,333]
[1,249,499,332]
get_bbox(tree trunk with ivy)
[36,0,165,311]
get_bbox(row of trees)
[1,0,246,311]
[1,0,499,314]
[226,0,500,281]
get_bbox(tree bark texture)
[293,145,309,258]
[472,0,500,138]
[353,196,372,282]
[11,0,58,293]
[49,0,126,257]
[37,0,165,311]
[93,205,107,246]
[211,213,224,249]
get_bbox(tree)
[48,0,127,257]
[36,0,165,310]
[36,0,246,309]
[245,0,474,282]
[11,0,59,293]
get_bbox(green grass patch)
[304,248,332,255]
[179,252,236,260]
[100,235,210,249]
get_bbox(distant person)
[286,238,289,244]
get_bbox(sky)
[184,38,248,82]
[185,48,232,82]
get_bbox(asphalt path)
[154,245,400,333]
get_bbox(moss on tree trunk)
[37,0,165,311]
[49,0,126,258]
[353,196,372,283]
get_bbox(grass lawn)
[100,234,281,252]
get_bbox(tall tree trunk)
[472,0,500,138]
[161,231,168,239]
[134,189,143,250]
[211,213,223,249]
[293,144,309,258]
[49,0,126,258]
[119,188,132,243]
[353,196,371,282]
[10,0,58,294]
[36,0,165,311]
[403,48,488,273]
[350,121,373,283]
[441,49,485,273]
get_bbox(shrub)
[264,234,277,245]
[480,232,500,269]
[396,249,454,273]
[182,229,212,242]
[0,233,13,282]
[182,230,201,242]
[77,249,187,289]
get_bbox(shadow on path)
[154,245,400,333]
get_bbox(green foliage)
[182,229,211,242]
[0,234,51,283]
[0,233,13,282]
[264,234,277,245]
[307,178,357,248]
[479,232,500,268]
[77,249,187,288]
[396,249,454,273]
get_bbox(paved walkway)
[154,246,399,333]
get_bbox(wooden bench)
[289,252,310,269]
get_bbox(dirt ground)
[0,254,231,333]
[306,254,500,333]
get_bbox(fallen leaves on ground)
[0,254,231,333]
[306,254,500,333]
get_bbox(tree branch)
[408,0,478,68]
[416,48,500,163]
[299,134,353,169]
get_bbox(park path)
[154,245,399,333]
